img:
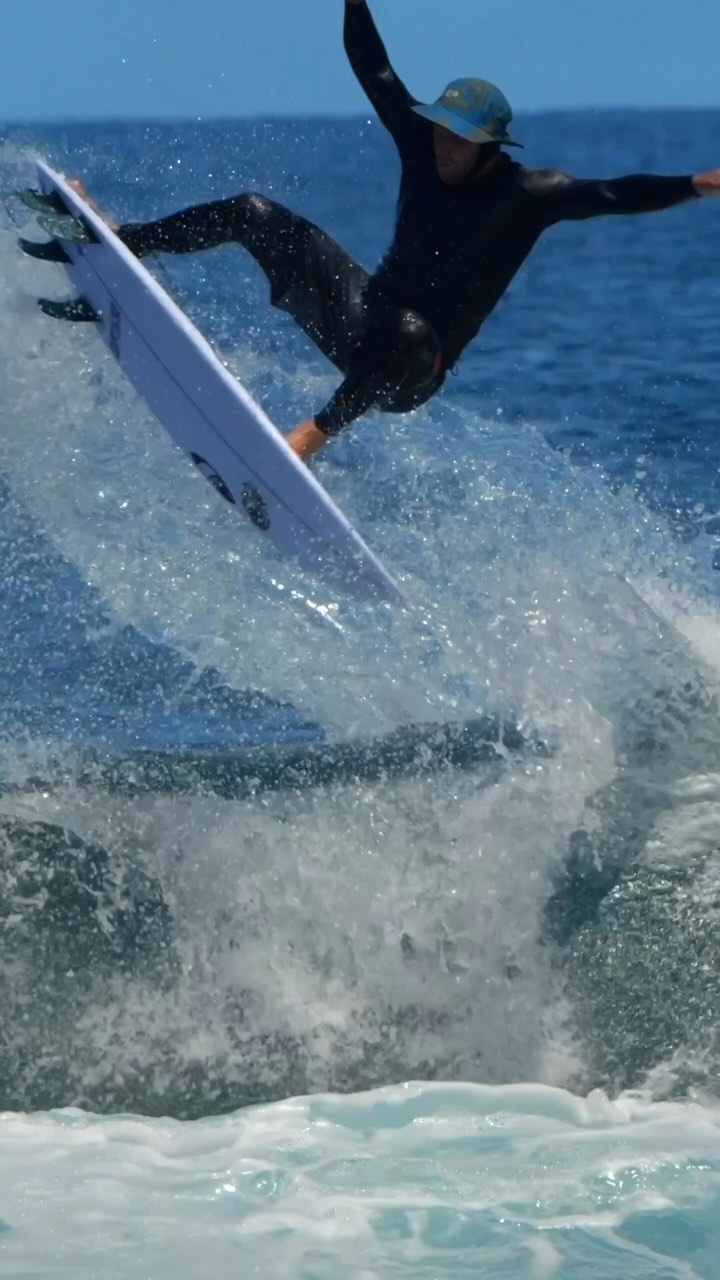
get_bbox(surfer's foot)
[66,177,119,231]
[286,418,331,463]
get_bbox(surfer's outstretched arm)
[287,372,380,461]
[287,311,443,462]
[523,166,720,220]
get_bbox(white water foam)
[1,1082,718,1279]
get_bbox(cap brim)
[412,103,523,148]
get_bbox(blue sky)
[1,0,719,121]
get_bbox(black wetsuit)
[118,0,699,437]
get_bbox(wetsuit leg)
[118,194,369,374]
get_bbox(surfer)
[72,0,720,463]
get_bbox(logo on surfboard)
[190,453,236,504]
[190,453,271,530]
[240,484,271,531]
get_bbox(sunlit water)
[1,110,720,1277]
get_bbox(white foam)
[1,1083,717,1278]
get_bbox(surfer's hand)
[67,178,89,200]
[692,170,720,197]
[286,419,331,463]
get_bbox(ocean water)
[1,109,720,1277]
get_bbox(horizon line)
[2,103,720,129]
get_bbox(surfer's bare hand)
[67,178,89,199]
[286,419,331,463]
[692,169,720,197]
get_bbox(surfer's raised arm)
[344,0,422,152]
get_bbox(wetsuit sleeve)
[523,168,699,221]
[315,372,379,438]
[344,0,421,152]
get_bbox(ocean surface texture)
[1,108,720,1278]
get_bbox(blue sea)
[1,109,720,1277]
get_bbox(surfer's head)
[412,78,523,184]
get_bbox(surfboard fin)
[36,212,98,244]
[17,187,67,214]
[38,297,98,322]
[18,236,71,264]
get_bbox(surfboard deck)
[26,161,404,604]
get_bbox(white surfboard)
[32,160,404,604]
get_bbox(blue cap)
[412,78,523,148]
